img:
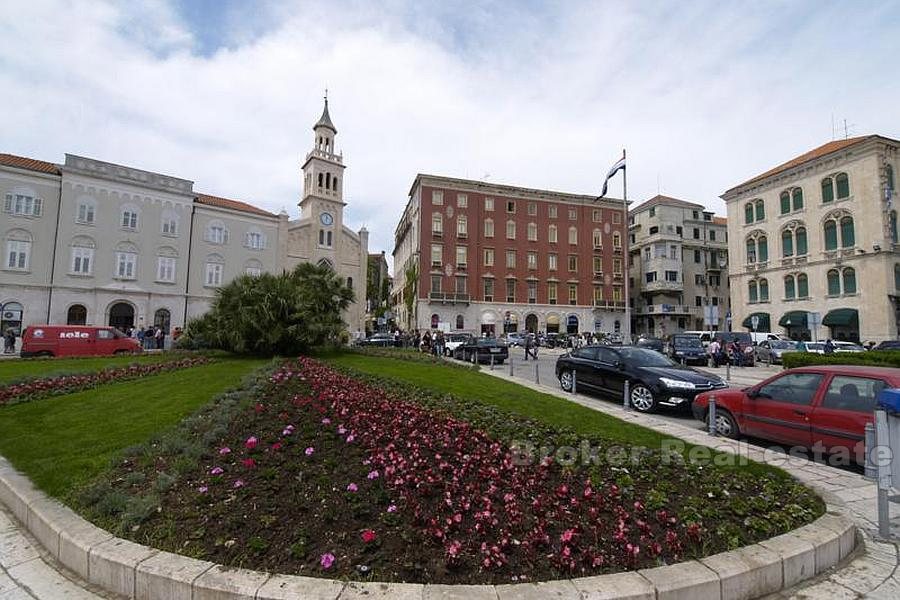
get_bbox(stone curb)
[0,454,853,600]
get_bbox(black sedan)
[555,345,726,413]
[666,334,708,365]
[454,337,508,364]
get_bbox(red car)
[692,366,900,464]
[20,325,141,358]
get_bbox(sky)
[2,0,899,267]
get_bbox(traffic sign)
[808,312,821,327]
[750,315,760,331]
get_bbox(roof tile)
[195,193,276,217]
[734,136,873,189]
[0,153,60,175]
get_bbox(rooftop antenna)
[843,118,856,140]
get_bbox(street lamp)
[718,254,729,332]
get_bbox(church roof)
[314,98,337,134]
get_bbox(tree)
[178,263,353,356]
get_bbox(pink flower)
[210,467,224,475]
[198,486,208,494]
[282,425,295,436]
[320,552,335,570]
[305,447,315,456]
[233,479,245,489]
[245,436,258,450]
[241,458,256,469]
[218,447,231,455]
[346,434,355,443]
[337,425,347,435]
[271,442,283,451]
[346,483,358,492]
[361,529,377,543]
[321,418,331,425]
[387,504,397,513]
[367,470,379,480]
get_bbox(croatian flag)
[599,155,626,199]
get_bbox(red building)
[392,174,628,335]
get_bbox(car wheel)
[708,409,740,439]
[629,383,658,413]
[559,369,574,392]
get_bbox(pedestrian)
[824,339,835,354]
[137,327,145,348]
[155,326,165,349]
[524,333,537,360]
[707,338,720,367]
[3,328,15,354]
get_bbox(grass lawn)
[0,357,268,497]
[0,353,175,384]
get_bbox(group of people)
[419,330,446,355]
[706,338,755,367]
[126,325,166,350]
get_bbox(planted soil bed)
[83,357,823,584]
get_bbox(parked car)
[692,366,900,463]
[873,340,900,351]
[20,325,141,358]
[357,332,397,347]
[682,330,715,348]
[748,332,791,346]
[635,337,665,354]
[454,337,508,364]
[555,345,726,413]
[444,333,474,356]
[502,333,526,347]
[541,333,564,348]
[834,341,866,353]
[666,334,708,365]
[754,339,801,364]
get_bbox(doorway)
[109,302,135,332]
[67,304,87,325]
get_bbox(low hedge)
[782,350,900,369]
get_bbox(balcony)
[643,280,683,293]
[428,292,471,305]
[637,304,695,316]
[593,300,627,311]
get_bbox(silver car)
[754,339,801,364]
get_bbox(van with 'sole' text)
[20,325,141,358]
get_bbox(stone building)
[628,195,729,337]
[722,135,899,343]
[391,175,629,336]
[0,99,368,342]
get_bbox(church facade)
[0,99,368,342]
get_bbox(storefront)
[779,310,810,341]
[823,308,860,343]
[742,312,771,332]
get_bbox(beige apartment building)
[629,195,729,337]
[722,135,899,343]
[0,99,368,341]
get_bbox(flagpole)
[621,148,631,344]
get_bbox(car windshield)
[618,347,677,367]
[770,340,794,349]
[449,334,470,342]
[673,337,702,348]
[477,338,499,347]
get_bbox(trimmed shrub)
[782,350,900,369]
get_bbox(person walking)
[524,333,538,361]
[3,328,15,354]
[707,338,720,367]
[824,339,835,355]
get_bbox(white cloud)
[1,0,897,262]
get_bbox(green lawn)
[0,353,175,384]
[0,358,267,497]
[324,352,670,448]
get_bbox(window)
[644,247,651,261]
[749,280,758,303]
[483,278,494,301]
[593,286,603,304]
[784,275,796,299]
[548,253,558,271]
[827,269,841,296]
[891,211,898,244]
[695,274,704,285]
[432,191,443,205]
[207,222,228,244]
[568,284,577,305]
[506,250,516,269]
[76,199,95,224]
[613,232,622,249]
[759,278,769,301]
[782,229,793,257]
[646,272,657,283]
[431,275,442,293]
[484,248,494,266]
[676,226,683,236]
[612,286,623,302]
[695,296,703,307]
[665,270,678,282]
[6,239,30,270]
[67,304,87,325]
[613,258,622,275]
[710,274,721,287]
[431,244,443,267]
[835,173,850,199]
[116,252,137,279]
[549,205,557,219]
[842,268,857,294]
[792,188,803,211]
[824,220,838,250]
[3,192,42,217]
[649,207,656,217]
[548,224,558,243]
[822,376,883,413]
[527,222,537,241]
[527,202,537,216]
[649,226,659,235]
[692,210,699,220]
[780,191,791,215]
[246,231,265,249]
[568,226,577,244]
[432,213,443,235]
[669,245,677,259]
[548,282,557,304]
[755,199,765,221]
[712,297,719,306]
[455,246,467,267]
[613,212,622,224]
[796,227,808,255]
[592,229,602,249]
[484,218,494,238]
[757,373,823,406]
[746,234,767,263]
[840,216,855,247]
[593,256,602,275]
[506,200,516,213]
[694,249,701,263]
[506,279,516,302]
[821,178,834,203]
[568,208,576,220]
[455,276,467,294]
[457,215,468,237]
[710,230,716,241]
[693,228,700,239]
[245,262,262,276]
[157,256,176,282]
[456,315,465,330]
[568,255,577,272]
[457,194,467,208]
[71,245,93,275]
[121,207,138,229]
[797,273,809,298]
[528,280,537,303]
[484,197,494,211]
[527,251,537,270]
[592,209,601,222]
[745,203,755,224]
[162,215,177,236]
[506,220,516,239]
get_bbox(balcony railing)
[637,304,695,315]
[643,280,683,292]
[428,292,471,304]
[593,300,627,311]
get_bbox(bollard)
[623,380,630,410]
[534,361,540,385]
[864,422,876,480]
[875,409,891,539]
[572,370,577,394]
[725,360,731,384]
[509,355,514,376]
[708,396,717,436]
[472,350,477,366]
[490,354,494,370]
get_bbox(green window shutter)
[758,237,768,262]
[746,239,756,263]
[760,278,769,301]
[840,217,855,247]
[796,228,808,255]
[784,276,795,299]
[835,173,850,199]
[782,230,793,257]
[780,192,790,214]
[887,165,895,191]
[824,221,838,250]
[797,274,809,298]
[843,269,856,294]
[792,188,803,211]
[745,204,754,224]
[749,281,758,303]
[3,194,11,213]
[755,201,765,221]
[827,270,841,295]
[821,178,834,203]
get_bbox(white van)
[682,331,714,348]
[748,332,790,346]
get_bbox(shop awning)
[823,308,859,327]
[742,312,771,331]
[778,311,809,328]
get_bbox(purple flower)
[321,418,331,425]
[233,479,245,489]
[367,470,380,480]
[198,486,208,494]
[305,447,315,456]
[210,467,224,475]
[347,483,358,492]
[337,425,347,435]
[346,434,355,443]
[320,552,335,570]
[387,504,397,513]
[218,447,231,455]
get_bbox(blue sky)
[2,0,899,263]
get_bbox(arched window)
[568,226,577,244]
[76,196,96,224]
[780,191,791,215]
[797,273,809,298]
[759,278,769,301]
[613,231,622,249]
[346,277,353,290]
[827,269,841,296]
[824,220,838,250]
[548,224,558,243]
[506,220,516,239]
[745,203,754,224]
[244,259,263,276]
[796,227,808,255]
[592,229,602,248]
[821,177,834,203]
[161,209,178,236]
[746,238,756,263]
[325,173,331,189]
[792,188,803,211]
[887,164,895,192]
[67,304,87,325]
[840,216,855,247]
[431,314,439,329]
[484,218,494,237]
[755,199,765,221]
[318,229,325,245]
[527,222,537,241]
[318,173,323,187]
[245,228,265,250]
[456,315,464,330]
[784,275,796,300]
[326,231,333,247]
[758,236,768,262]
[206,220,228,244]
[842,268,856,294]
[154,308,171,332]
[70,235,95,275]
[121,204,139,229]
[748,280,758,303]
[782,229,793,257]
[835,173,850,199]
[333,176,339,192]
[891,211,898,244]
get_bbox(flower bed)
[0,356,213,406]
[77,357,822,584]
